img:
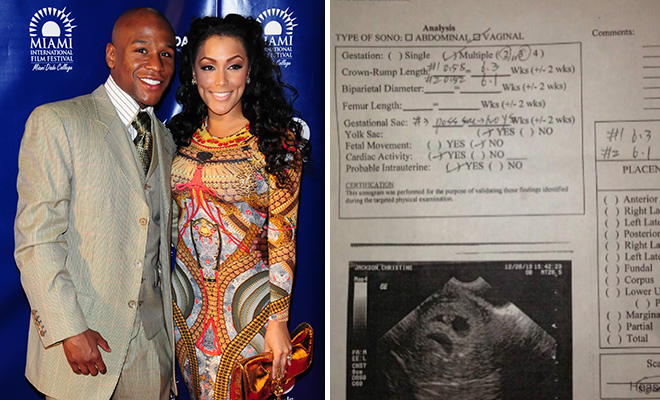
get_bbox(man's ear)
[106,43,116,69]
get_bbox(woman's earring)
[246,77,251,85]
[191,78,197,85]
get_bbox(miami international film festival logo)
[256,8,297,68]
[29,7,77,72]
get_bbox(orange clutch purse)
[229,323,314,400]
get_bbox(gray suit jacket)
[15,85,176,399]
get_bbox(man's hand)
[250,223,268,262]
[62,329,111,376]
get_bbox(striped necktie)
[131,111,153,175]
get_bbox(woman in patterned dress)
[167,14,309,400]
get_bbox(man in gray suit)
[15,8,177,399]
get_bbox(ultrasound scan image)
[346,262,571,400]
[378,277,557,400]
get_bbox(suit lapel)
[152,122,173,223]
[93,86,146,202]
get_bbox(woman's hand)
[264,320,292,379]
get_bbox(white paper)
[331,1,660,398]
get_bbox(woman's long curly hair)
[168,14,310,188]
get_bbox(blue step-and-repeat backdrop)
[0,1,324,399]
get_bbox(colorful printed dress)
[170,124,301,400]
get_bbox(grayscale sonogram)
[346,261,571,400]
